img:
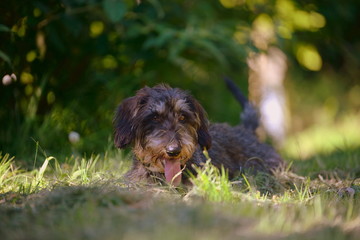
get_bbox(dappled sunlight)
[283,112,360,159]
[90,21,104,38]
[233,25,250,44]
[26,50,37,62]
[348,85,360,106]
[275,0,326,32]
[219,0,245,8]
[20,71,34,84]
[46,91,56,104]
[251,14,275,50]
[102,55,118,69]
[296,43,323,71]
[292,10,326,30]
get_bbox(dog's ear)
[191,98,212,150]
[113,96,138,148]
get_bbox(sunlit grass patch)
[283,112,360,159]
[185,157,316,205]
[52,152,128,186]
[255,194,360,235]
[0,153,22,193]
[0,150,130,194]
[289,147,360,178]
[186,160,234,202]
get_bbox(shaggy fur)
[114,80,284,186]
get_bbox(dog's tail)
[224,76,259,132]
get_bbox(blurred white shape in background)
[2,73,17,85]
[68,131,80,144]
[248,47,288,147]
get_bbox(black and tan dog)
[114,78,284,186]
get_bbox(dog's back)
[187,78,284,178]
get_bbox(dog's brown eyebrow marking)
[174,98,190,112]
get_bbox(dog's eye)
[179,115,185,122]
[152,114,160,122]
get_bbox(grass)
[0,144,359,240]
[283,112,360,160]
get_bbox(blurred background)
[1,0,359,165]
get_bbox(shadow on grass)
[0,186,359,240]
[1,186,359,240]
[0,186,251,240]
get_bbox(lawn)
[1,142,359,240]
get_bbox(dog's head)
[114,84,211,186]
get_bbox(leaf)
[0,50,11,64]
[143,30,175,49]
[103,0,127,23]
[193,39,228,67]
[0,24,10,32]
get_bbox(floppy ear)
[191,98,212,150]
[113,96,138,148]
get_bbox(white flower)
[2,74,12,85]
[10,73,17,81]
[2,74,17,85]
[68,131,80,144]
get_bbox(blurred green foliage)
[0,0,359,162]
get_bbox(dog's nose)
[166,144,181,157]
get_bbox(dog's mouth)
[163,158,182,186]
[139,154,185,186]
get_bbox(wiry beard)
[133,124,198,173]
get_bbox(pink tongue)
[164,159,182,186]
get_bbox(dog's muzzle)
[163,141,182,186]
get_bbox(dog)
[114,78,284,186]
